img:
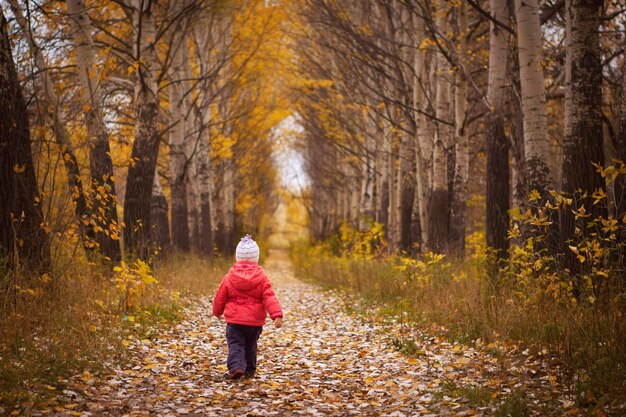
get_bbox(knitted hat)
[236,234,260,263]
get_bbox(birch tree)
[167,21,191,252]
[485,0,511,263]
[150,170,170,256]
[428,0,453,253]
[123,0,162,258]
[515,0,551,195]
[449,2,469,255]
[411,11,433,250]
[67,0,122,261]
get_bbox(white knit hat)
[236,234,260,262]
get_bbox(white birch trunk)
[67,0,122,260]
[485,0,511,259]
[450,3,469,254]
[515,0,551,193]
[412,12,431,248]
[429,0,453,253]
[168,29,190,251]
[386,130,398,249]
[181,41,201,250]
[223,158,236,251]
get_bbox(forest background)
[1,0,625,412]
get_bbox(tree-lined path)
[45,251,571,417]
[2,0,626,413]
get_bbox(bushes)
[0,252,228,406]
[291,220,626,402]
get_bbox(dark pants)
[226,323,263,375]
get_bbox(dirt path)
[46,251,578,416]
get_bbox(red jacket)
[212,261,283,326]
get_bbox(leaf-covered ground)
[22,252,599,416]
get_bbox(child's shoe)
[243,372,255,379]
[229,369,244,379]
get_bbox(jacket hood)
[228,261,266,290]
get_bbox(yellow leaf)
[407,357,418,364]
[529,189,541,202]
[142,274,157,285]
[83,104,92,112]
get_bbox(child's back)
[212,235,283,379]
[212,261,282,326]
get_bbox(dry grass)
[291,248,626,407]
[0,256,120,406]
[0,251,230,408]
[155,252,231,297]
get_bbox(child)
[212,235,283,379]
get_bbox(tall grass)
[0,252,229,407]
[290,242,626,405]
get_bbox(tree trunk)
[449,3,469,256]
[217,158,236,255]
[188,21,213,254]
[67,0,121,261]
[486,0,511,263]
[378,132,389,228]
[358,141,375,230]
[167,30,190,252]
[515,0,551,195]
[0,10,49,270]
[428,0,453,253]
[358,137,372,230]
[509,68,527,209]
[196,98,214,256]
[429,51,452,252]
[8,0,94,253]
[183,44,201,251]
[398,133,413,251]
[400,167,415,252]
[123,0,161,258]
[411,13,431,250]
[150,170,170,258]
[186,144,200,250]
[615,44,626,267]
[386,134,398,249]
[615,38,626,234]
[561,0,606,272]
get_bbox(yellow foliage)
[508,165,626,307]
[113,260,158,312]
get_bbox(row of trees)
[291,0,626,270]
[1,0,285,270]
